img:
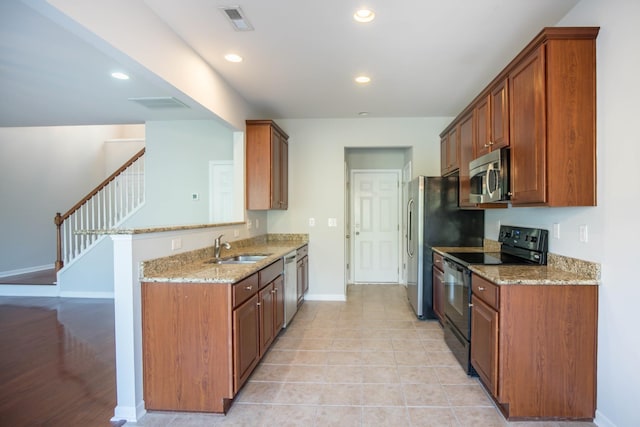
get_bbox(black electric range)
[445,225,549,267]
[441,225,549,376]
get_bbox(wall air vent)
[128,97,189,109]
[219,6,254,31]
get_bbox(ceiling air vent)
[128,97,189,109]
[219,6,254,31]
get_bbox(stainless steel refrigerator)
[406,175,484,319]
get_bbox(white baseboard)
[304,293,347,302]
[59,291,114,299]
[0,284,60,297]
[0,285,114,299]
[595,410,617,427]
[0,264,53,278]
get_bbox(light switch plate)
[309,218,316,227]
[171,238,182,250]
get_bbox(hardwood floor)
[0,268,57,285]
[0,296,117,426]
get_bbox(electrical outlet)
[171,238,182,250]
[255,219,260,229]
[553,223,560,239]
[246,220,252,229]
[309,218,316,227]
[233,229,239,237]
[328,218,337,227]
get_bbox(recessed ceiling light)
[111,72,130,80]
[224,53,243,63]
[355,75,371,84]
[354,9,375,23]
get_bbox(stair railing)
[54,148,145,271]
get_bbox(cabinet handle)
[468,303,474,307]
[245,286,253,291]
[477,286,485,291]
[271,289,277,294]
[483,143,489,148]
[256,302,261,306]
[489,141,495,146]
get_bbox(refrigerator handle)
[407,198,414,257]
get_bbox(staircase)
[54,149,145,272]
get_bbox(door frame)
[349,168,403,284]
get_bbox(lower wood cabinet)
[142,259,284,414]
[233,292,260,394]
[470,274,598,420]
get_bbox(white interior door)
[351,170,401,283]
[209,161,234,223]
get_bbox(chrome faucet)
[213,234,231,261]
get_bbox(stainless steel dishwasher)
[283,250,297,327]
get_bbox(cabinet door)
[280,139,288,209]
[270,129,282,209]
[474,94,491,157]
[259,283,275,356]
[458,112,475,208]
[447,126,459,173]
[233,293,260,393]
[440,135,449,175]
[273,275,285,333]
[509,46,547,205]
[432,266,444,322]
[471,295,499,396]
[491,79,509,150]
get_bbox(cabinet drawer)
[259,259,284,288]
[433,252,444,271]
[233,274,259,308]
[472,275,499,310]
[297,244,308,259]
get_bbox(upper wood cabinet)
[246,120,289,210]
[509,30,597,206]
[475,79,510,158]
[458,112,475,208]
[440,27,598,208]
[440,125,459,176]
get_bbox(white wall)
[486,2,640,426]
[126,120,234,227]
[267,118,450,299]
[0,124,143,274]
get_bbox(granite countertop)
[141,234,308,284]
[432,245,600,286]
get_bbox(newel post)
[54,212,64,271]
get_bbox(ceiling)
[0,0,582,127]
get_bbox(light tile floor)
[132,284,596,427]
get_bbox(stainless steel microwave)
[469,148,510,203]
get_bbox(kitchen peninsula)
[139,233,308,413]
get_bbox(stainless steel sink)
[205,254,269,264]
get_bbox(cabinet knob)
[271,289,277,294]
[245,286,253,291]
[478,286,485,291]
[483,143,489,148]
[256,302,261,306]
[468,303,474,308]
